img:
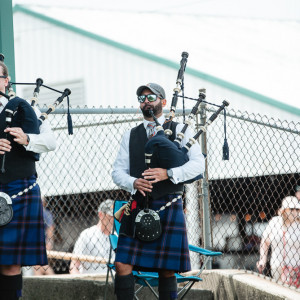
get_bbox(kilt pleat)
[115,195,191,272]
[0,176,48,266]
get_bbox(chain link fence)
[23,106,300,290]
[206,107,300,290]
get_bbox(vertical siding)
[13,12,300,122]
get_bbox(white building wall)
[13,12,300,123]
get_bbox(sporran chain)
[11,182,37,199]
[155,195,181,213]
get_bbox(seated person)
[70,199,114,274]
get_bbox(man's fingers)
[142,168,167,183]
[143,174,157,182]
[138,190,146,197]
[8,131,18,137]
[142,169,157,176]
[149,179,158,183]
[5,127,23,132]
[134,179,152,192]
[144,174,161,183]
[137,184,152,193]
[139,179,152,187]
[0,148,11,153]
[0,139,11,152]
[0,138,10,144]
[7,130,22,137]
[139,183,152,191]
[5,128,25,138]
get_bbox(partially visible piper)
[112,82,205,300]
[0,59,56,299]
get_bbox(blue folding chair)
[105,200,222,300]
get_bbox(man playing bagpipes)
[0,60,56,299]
[112,82,205,300]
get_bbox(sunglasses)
[137,94,158,103]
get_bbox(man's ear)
[161,99,167,107]
[4,77,9,89]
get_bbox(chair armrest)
[189,244,222,256]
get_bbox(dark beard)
[141,102,163,118]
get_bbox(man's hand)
[0,138,11,154]
[4,127,29,145]
[142,168,168,183]
[133,178,153,197]
[256,260,266,274]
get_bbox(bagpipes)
[0,54,72,132]
[25,78,72,128]
[2,85,70,167]
[134,52,230,242]
[7,78,72,130]
[145,52,230,184]
[2,83,71,169]
[164,52,188,138]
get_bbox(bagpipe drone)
[0,53,72,172]
[145,52,230,184]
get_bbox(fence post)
[0,0,16,82]
[199,102,212,269]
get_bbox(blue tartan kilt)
[0,175,48,266]
[115,195,191,273]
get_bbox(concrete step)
[22,270,300,300]
[22,276,213,300]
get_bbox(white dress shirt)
[72,225,113,274]
[112,115,205,194]
[261,216,300,281]
[0,95,56,154]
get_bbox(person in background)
[257,196,300,288]
[69,199,114,275]
[295,185,300,201]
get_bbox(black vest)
[129,121,184,200]
[0,98,39,184]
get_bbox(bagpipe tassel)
[222,108,229,160]
[67,96,73,135]
[222,138,229,160]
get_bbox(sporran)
[135,208,162,242]
[0,192,13,227]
